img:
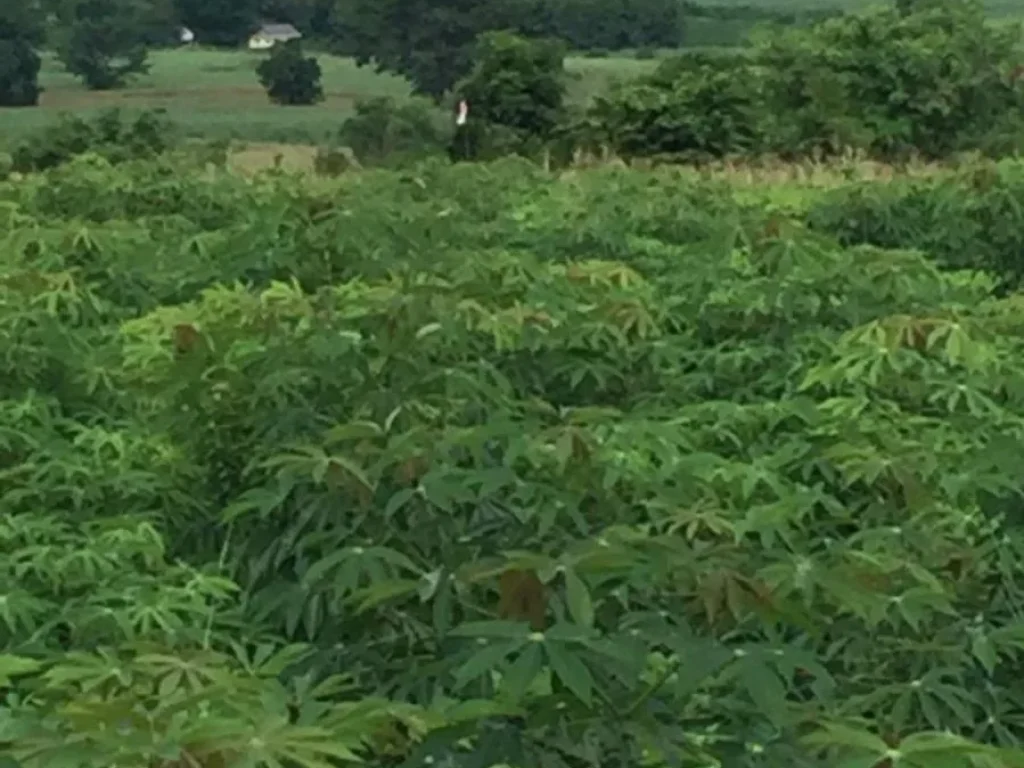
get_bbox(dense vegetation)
[319,0,1024,169]
[3,145,1024,766]
[576,0,1024,162]
[4,1,1024,766]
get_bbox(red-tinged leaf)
[497,569,547,630]
[172,322,202,354]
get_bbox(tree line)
[354,0,1024,166]
[0,0,838,102]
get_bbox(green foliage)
[0,38,41,108]
[329,0,527,98]
[755,0,1024,158]
[256,40,324,106]
[807,160,1024,291]
[329,0,677,99]
[0,1,43,107]
[337,96,451,166]
[585,51,766,161]
[4,153,1024,766]
[590,0,1024,162]
[11,109,174,173]
[52,0,154,90]
[456,32,568,155]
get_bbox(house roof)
[254,23,301,39]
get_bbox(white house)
[248,24,302,51]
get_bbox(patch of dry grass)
[227,143,320,174]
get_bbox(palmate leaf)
[544,641,593,705]
[563,568,594,628]
[453,640,527,690]
[501,642,544,702]
[12,131,1024,768]
[0,654,41,685]
[802,723,889,756]
[350,578,421,613]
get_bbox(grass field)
[0,49,661,149]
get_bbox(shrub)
[454,31,568,158]
[11,108,174,172]
[338,96,451,166]
[806,161,1024,291]
[3,158,1024,767]
[256,40,324,106]
[588,0,1024,162]
[588,52,768,161]
[753,0,1024,160]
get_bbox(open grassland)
[0,49,662,149]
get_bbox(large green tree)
[52,0,155,90]
[0,0,43,107]
[588,0,1024,161]
[459,32,566,134]
[330,0,543,99]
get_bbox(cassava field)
[4,148,1024,767]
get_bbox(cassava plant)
[2,152,1024,767]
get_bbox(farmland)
[0,49,662,148]
[5,0,1024,765]
[4,146,1024,766]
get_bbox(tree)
[329,0,689,98]
[52,0,154,90]
[172,0,261,46]
[754,0,1024,158]
[330,0,542,99]
[588,0,1024,162]
[456,31,566,147]
[0,39,42,107]
[257,39,324,105]
[0,0,43,107]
